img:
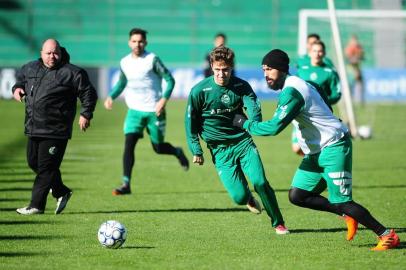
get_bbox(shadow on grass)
[0,187,32,192]
[69,207,249,215]
[0,220,55,225]
[121,245,155,249]
[0,171,33,176]
[0,178,32,183]
[140,189,290,195]
[0,197,26,202]
[289,227,368,233]
[0,252,42,257]
[0,235,67,240]
[353,184,406,189]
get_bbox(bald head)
[41,39,61,68]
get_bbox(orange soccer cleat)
[343,215,358,241]
[371,229,400,251]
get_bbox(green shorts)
[291,136,352,203]
[124,109,166,144]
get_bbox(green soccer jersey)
[297,63,341,105]
[243,75,348,155]
[185,76,262,156]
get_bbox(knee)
[27,160,38,173]
[288,188,305,206]
[230,192,249,205]
[252,181,271,194]
[152,143,162,153]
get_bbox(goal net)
[298,8,406,137]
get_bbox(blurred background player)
[12,39,97,215]
[296,33,335,69]
[104,28,189,196]
[234,49,400,251]
[293,40,341,155]
[345,34,365,105]
[203,32,235,77]
[186,46,289,234]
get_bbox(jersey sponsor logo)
[221,94,230,104]
[202,87,212,92]
[49,146,57,155]
[210,104,239,115]
[310,72,318,81]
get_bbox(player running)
[185,46,289,234]
[104,28,189,195]
[233,49,400,250]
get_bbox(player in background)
[233,49,400,251]
[293,40,341,155]
[296,33,335,69]
[186,46,289,234]
[203,32,235,78]
[104,28,189,196]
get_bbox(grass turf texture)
[0,99,405,270]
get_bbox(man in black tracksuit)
[12,39,98,215]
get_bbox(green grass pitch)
[0,99,405,269]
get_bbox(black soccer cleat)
[176,147,189,171]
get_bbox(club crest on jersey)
[221,94,230,104]
[310,72,318,81]
[49,146,57,155]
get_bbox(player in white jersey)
[104,28,189,195]
[233,49,400,251]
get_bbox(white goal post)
[298,5,406,138]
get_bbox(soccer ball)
[97,220,127,249]
[358,125,372,140]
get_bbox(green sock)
[122,176,130,185]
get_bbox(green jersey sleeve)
[109,70,127,99]
[153,56,175,99]
[243,87,305,136]
[242,84,262,121]
[185,89,204,156]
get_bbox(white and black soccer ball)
[358,125,373,140]
[97,220,127,249]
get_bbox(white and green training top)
[243,75,348,155]
[109,51,175,112]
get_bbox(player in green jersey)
[293,40,342,156]
[185,46,289,234]
[233,49,400,251]
[296,33,335,69]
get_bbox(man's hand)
[155,98,167,117]
[13,88,25,102]
[79,115,90,132]
[233,114,247,129]
[193,155,204,165]
[104,97,113,110]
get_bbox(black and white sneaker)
[55,191,72,214]
[176,147,189,171]
[16,206,44,215]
